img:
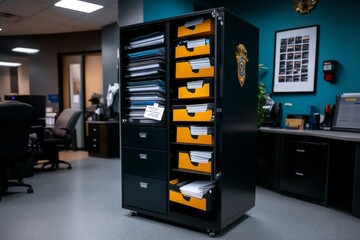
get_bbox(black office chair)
[36,108,82,170]
[0,101,35,201]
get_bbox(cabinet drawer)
[122,126,166,150]
[175,61,214,79]
[177,18,214,38]
[280,140,328,201]
[178,79,213,99]
[88,124,100,137]
[123,174,166,214]
[123,147,166,179]
[173,105,214,122]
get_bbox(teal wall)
[221,0,360,126]
[143,0,360,126]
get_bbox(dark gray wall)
[102,23,119,98]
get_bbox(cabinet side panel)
[217,10,259,227]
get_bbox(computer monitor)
[4,94,46,126]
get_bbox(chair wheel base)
[27,188,34,193]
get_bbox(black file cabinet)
[87,121,119,158]
[279,135,328,203]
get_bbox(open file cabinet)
[120,7,259,236]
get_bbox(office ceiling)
[0,0,118,36]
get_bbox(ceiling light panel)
[12,47,40,54]
[55,0,103,13]
[0,61,22,67]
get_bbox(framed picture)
[272,25,319,93]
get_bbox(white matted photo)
[273,25,319,93]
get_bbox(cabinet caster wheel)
[27,188,34,193]
[207,230,216,237]
[130,211,137,216]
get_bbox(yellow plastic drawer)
[178,151,211,173]
[175,61,214,79]
[169,179,213,211]
[173,105,213,122]
[175,44,211,59]
[178,80,212,99]
[177,19,214,38]
[176,126,213,145]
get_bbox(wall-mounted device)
[323,60,337,82]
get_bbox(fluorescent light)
[0,61,22,67]
[55,0,103,13]
[0,28,2,31]
[12,47,39,54]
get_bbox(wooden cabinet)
[120,8,259,236]
[87,121,119,158]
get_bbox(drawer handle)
[139,132,147,138]
[139,153,148,160]
[92,139,97,142]
[295,172,304,176]
[93,128,97,131]
[296,149,306,153]
[92,144,97,147]
[140,182,148,189]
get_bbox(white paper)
[143,103,165,121]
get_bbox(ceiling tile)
[31,6,86,24]
[0,0,49,17]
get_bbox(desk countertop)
[260,127,360,142]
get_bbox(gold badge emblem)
[294,0,318,14]
[235,44,248,87]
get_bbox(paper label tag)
[143,103,164,121]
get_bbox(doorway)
[60,52,103,149]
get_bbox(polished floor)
[1,151,360,240]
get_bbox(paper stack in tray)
[179,180,216,199]
[189,151,213,163]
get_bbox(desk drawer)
[280,140,328,201]
[122,126,166,150]
[123,174,166,214]
[123,147,166,179]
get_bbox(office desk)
[259,127,360,218]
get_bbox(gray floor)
[1,156,360,240]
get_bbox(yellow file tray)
[178,80,212,99]
[177,19,214,38]
[176,126,213,145]
[175,61,214,79]
[178,151,212,173]
[175,44,211,59]
[169,179,213,211]
[173,105,213,122]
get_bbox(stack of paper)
[186,80,204,90]
[190,125,213,135]
[179,180,216,199]
[125,31,164,49]
[189,151,213,163]
[189,57,211,70]
[126,49,165,79]
[125,79,165,123]
[186,103,214,113]
[178,38,210,49]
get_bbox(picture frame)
[272,25,319,93]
